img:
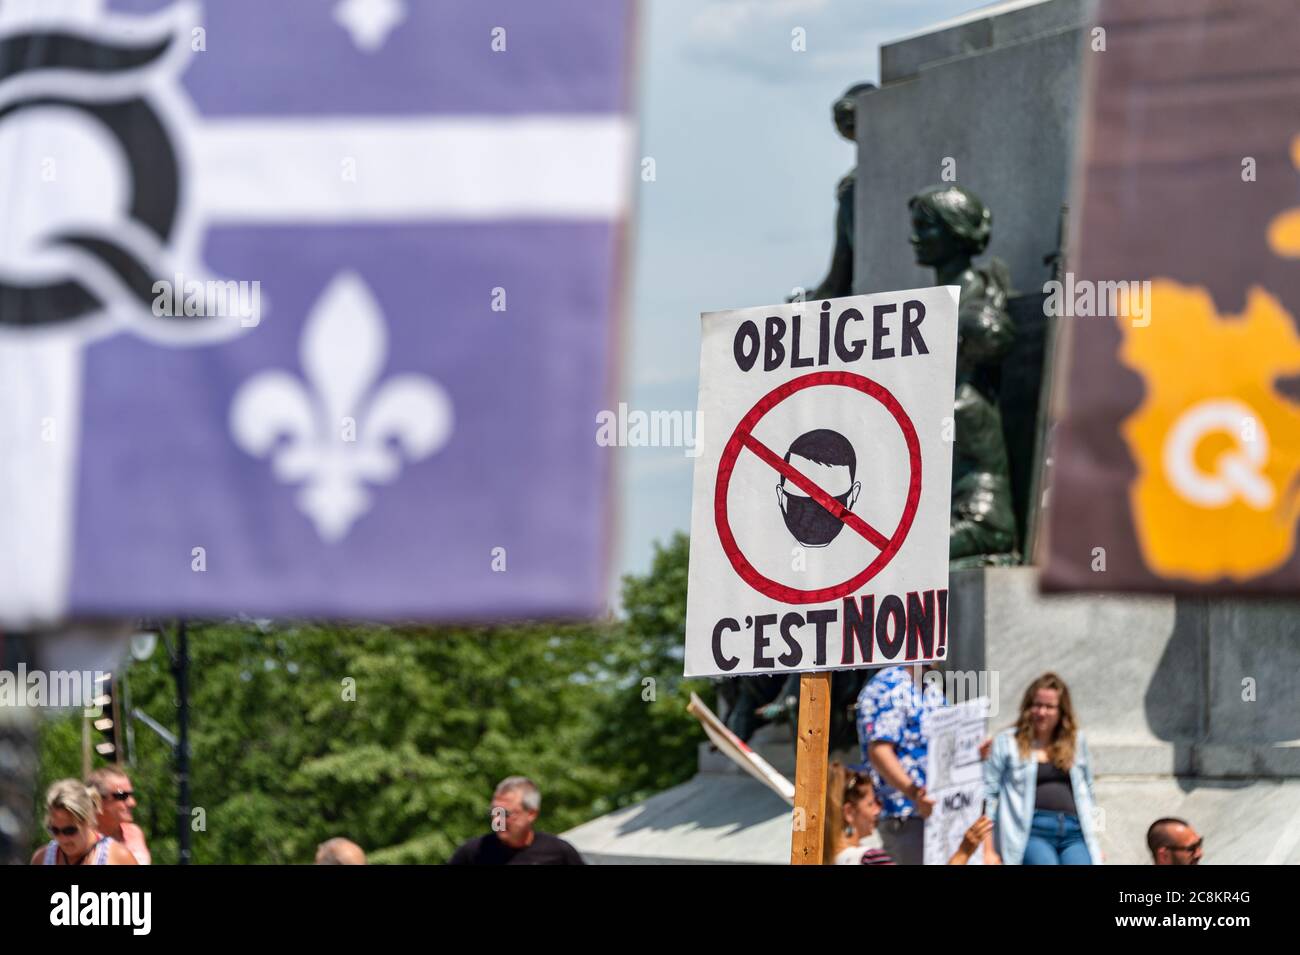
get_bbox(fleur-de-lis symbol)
[230,271,453,541]
[334,0,407,52]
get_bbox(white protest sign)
[922,697,989,866]
[686,692,795,805]
[684,287,959,678]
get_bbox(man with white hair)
[448,776,584,865]
[87,765,150,865]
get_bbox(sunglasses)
[1172,839,1204,853]
[47,825,81,837]
[110,790,135,802]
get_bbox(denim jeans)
[1022,809,1093,865]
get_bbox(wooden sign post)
[683,290,961,865]
[789,671,832,865]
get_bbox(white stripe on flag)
[0,339,81,623]
[192,116,633,223]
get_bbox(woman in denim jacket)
[983,673,1103,865]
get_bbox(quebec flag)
[0,0,634,622]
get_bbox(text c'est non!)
[710,589,948,673]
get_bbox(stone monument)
[565,0,1300,864]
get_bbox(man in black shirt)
[448,776,585,865]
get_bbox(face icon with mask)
[775,429,862,547]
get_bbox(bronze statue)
[801,83,874,301]
[908,185,1018,565]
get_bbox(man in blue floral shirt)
[855,664,945,865]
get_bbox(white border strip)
[193,116,633,224]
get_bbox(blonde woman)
[30,779,137,866]
[984,673,1102,865]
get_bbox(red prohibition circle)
[714,370,922,604]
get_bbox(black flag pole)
[171,618,191,865]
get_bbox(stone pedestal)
[945,567,1300,778]
[851,0,1300,777]
[853,0,1096,296]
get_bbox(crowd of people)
[28,770,582,866]
[32,766,148,866]
[310,776,586,865]
[30,670,1204,866]
[839,663,1203,865]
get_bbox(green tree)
[35,535,712,864]
[587,532,710,807]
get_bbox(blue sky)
[615,0,986,586]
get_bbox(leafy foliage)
[35,534,711,863]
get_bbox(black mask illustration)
[780,489,854,547]
[774,429,862,548]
